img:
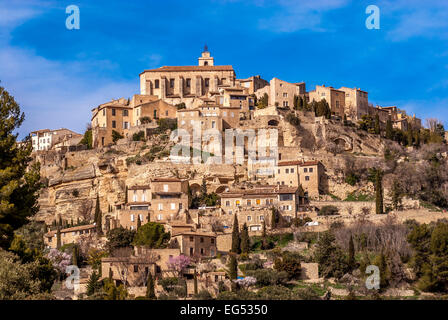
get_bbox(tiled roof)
[128,185,151,190]
[151,177,183,182]
[220,185,298,197]
[140,65,234,74]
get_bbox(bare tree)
[111,247,133,289]
[425,118,443,132]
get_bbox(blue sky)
[1,0,447,138]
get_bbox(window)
[139,214,143,221]
[305,176,310,181]
[259,215,264,221]
[123,109,128,116]
[247,200,251,206]
[247,216,252,221]
[226,201,230,207]
[134,265,138,273]
[165,110,168,116]
[223,111,227,116]
[142,192,146,202]
[200,248,204,255]
[186,78,191,87]
[179,203,183,209]
[163,185,169,192]
[112,109,116,116]
[157,214,162,220]
[102,109,105,116]
[283,92,288,97]
[170,79,175,88]
[158,203,163,211]
[171,203,176,210]
[112,120,116,128]
[204,78,209,87]
[133,190,137,202]
[286,169,289,174]
[283,101,289,107]
[309,168,313,173]
[131,214,135,222]
[304,168,308,173]
[231,112,234,117]
[200,237,204,243]
[212,121,216,128]
[211,238,215,244]
[123,122,129,129]
[189,236,194,242]
[278,169,280,174]
[291,168,294,173]
[155,80,159,88]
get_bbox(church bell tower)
[198,44,214,66]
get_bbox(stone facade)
[171,232,217,257]
[338,87,369,120]
[309,85,345,118]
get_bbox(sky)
[1,0,447,138]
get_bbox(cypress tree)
[271,207,277,229]
[72,245,78,266]
[56,227,61,249]
[374,114,380,134]
[193,270,198,295]
[95,194,103,234]
[240,223,250,254]
[77,217,80,225]
[407,128,413,146]
[137,215,142,230]
[261,220,267,250]
[58,215,63,227]
[231,214,240,254]
[125,186,128,203]
[146,272,156,299]
[375,169,384,215]
[348,235,355,271]
[228,254,238,280]
[385,119,393,139]
[108,267,113,280]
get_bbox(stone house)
[171,232,217,257]
[44,224,96,249]
[237,75,269,95]
[338,87,369,121]
[309,85,345,118]
[219,185,302,225]
[255,77,306,108]
[30,128,82,152]
[272,160,323,199]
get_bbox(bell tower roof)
[198,45,214,66]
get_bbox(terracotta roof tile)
[140,65,234,75]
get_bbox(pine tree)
[375,169,384,215]
[95,194,103,234]
[228,254,238,280]
[348,235,355,271]
[0,86,41,249]
[231,214,240,254]
[240,223,250,254]
[146,272,156,299]
[386,119,393,139]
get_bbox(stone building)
[139,47,236,108]
[255,77,306,108]
[171,232,217,257]
[219,185,302,223]
[338,87,369,120]
[44,224,96,249]
[272,160,323,199]
[309,85,345,118]
[30,128,82,152]
[110,178,189,230]
[237,75,269,95]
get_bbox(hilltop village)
[24,47,448,300]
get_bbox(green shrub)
[132,131,145,142]
[318,205,339,216]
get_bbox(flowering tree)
[167,255,191,276]
[234,276,257,289]
[47,248,72,274]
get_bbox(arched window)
[204,61,208,66]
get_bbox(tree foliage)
[132,222,170,248]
